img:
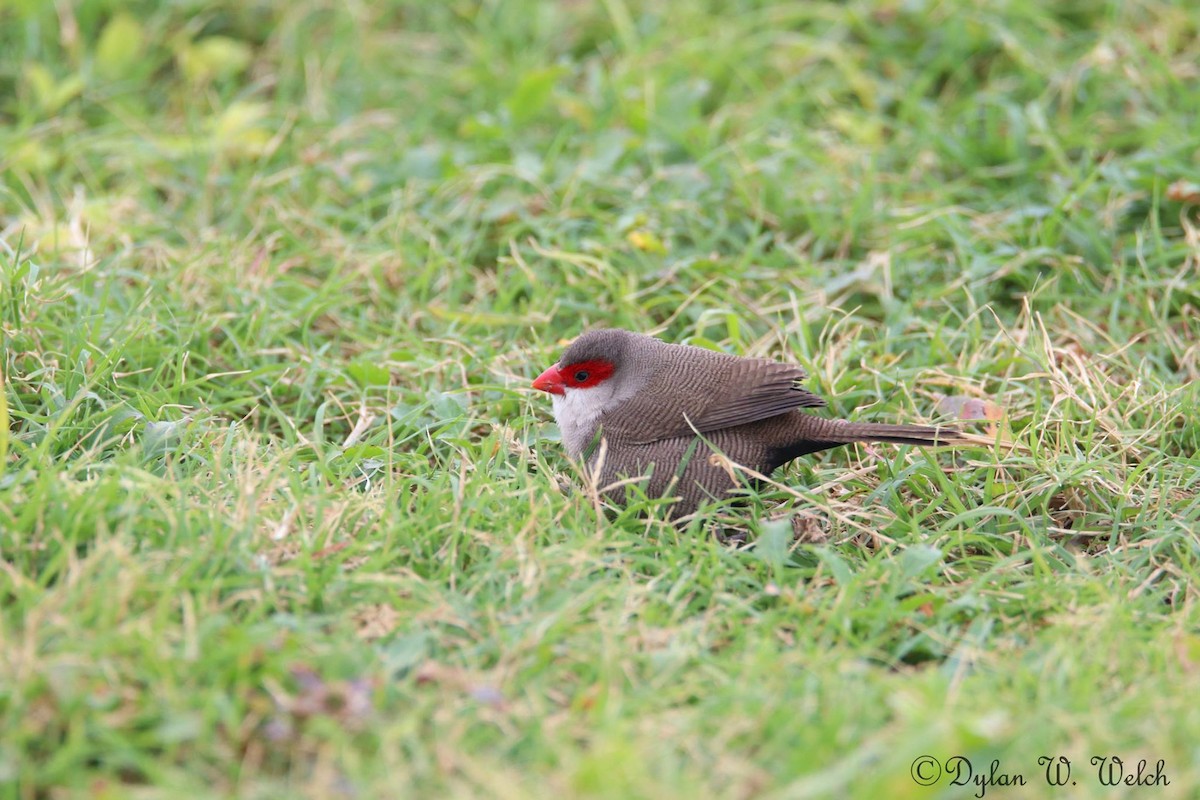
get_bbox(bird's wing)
[607,342,827,445]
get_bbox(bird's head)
[531,329,637,397]
[532,329,653,453]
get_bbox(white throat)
[550,387,609,457]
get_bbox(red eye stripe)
[561,359,614,388]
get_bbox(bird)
[531,328,966,520]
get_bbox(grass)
[2,0,1199,797]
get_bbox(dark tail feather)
[831,421,965,448]
[766,417,967,468]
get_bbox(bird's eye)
[573,370,590,383]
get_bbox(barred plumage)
[534,329,964,519]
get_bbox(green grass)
[2,0,1199,797]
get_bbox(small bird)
[532,328,965,519]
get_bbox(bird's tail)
[765,416,968,468]
[826,420,966,448]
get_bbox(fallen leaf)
[935,394,1006,436]
[1167,180,1200,204]
[354,604,400,640]
[313,541,352,560]
[626,229,667,253]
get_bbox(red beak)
[532,364,566,395]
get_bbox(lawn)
[2,0,1199,797]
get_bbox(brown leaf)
[353,604,400,640]
[313,541,351,560]
[935,394,1005,436]
[790,513,829,544]
[414,661,462,686]
[1166,180,1200,204]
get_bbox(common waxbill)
[532,328,965,519]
